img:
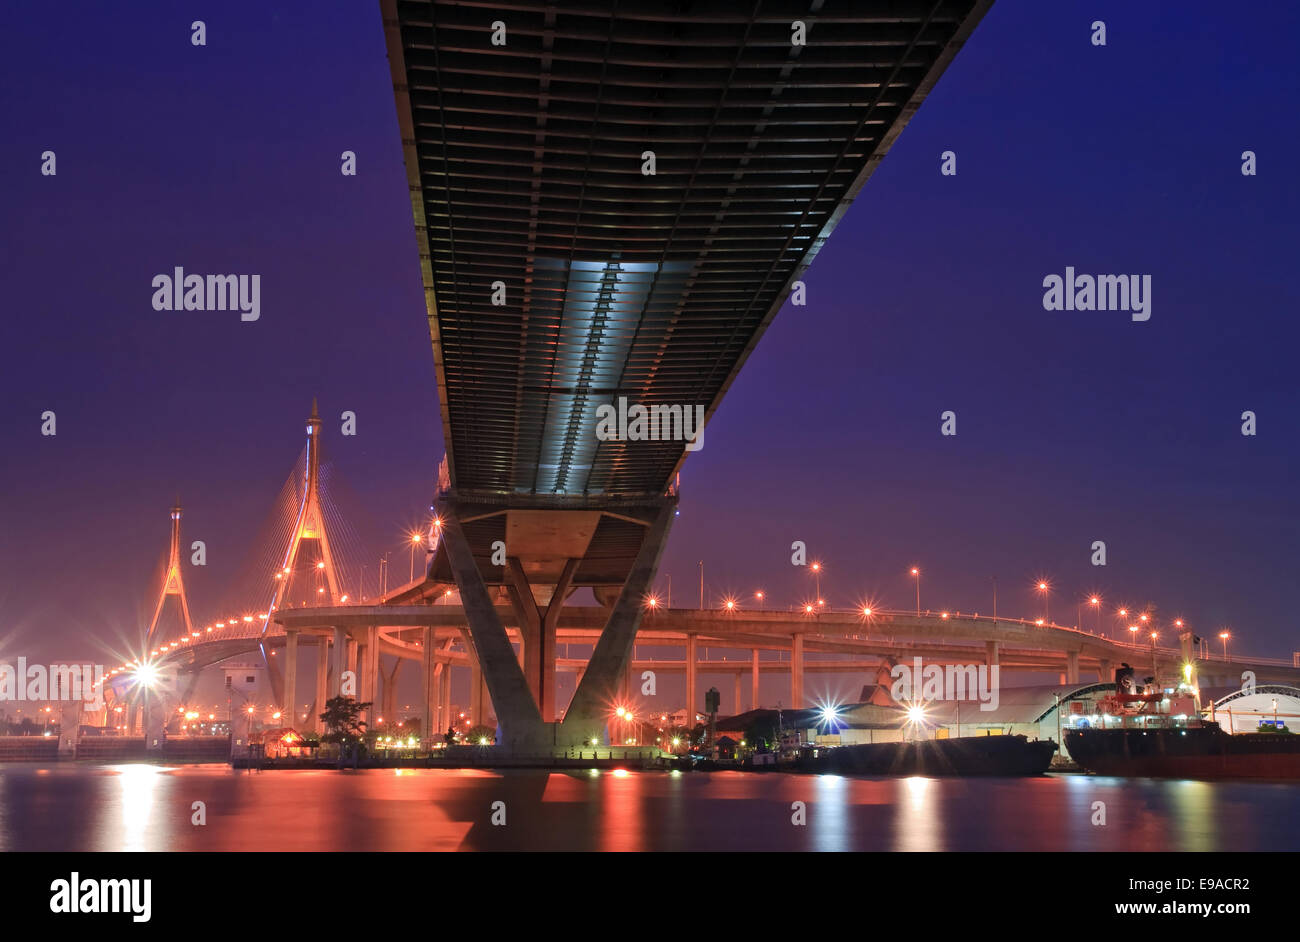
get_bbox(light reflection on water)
[0,764,1296,852]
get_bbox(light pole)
[811,562,822,603]
[1037,581,1050,623]
[1220,631,1231,662]
[911,568,920,615]
[698,561,703,610]
[1150,631,1159,679]
[1089,597,1101,636]
[409,532,421,582]
[756,591,764,610]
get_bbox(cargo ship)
[795,733,1057,776]
[1065,666,1300,779]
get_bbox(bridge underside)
[383,0,993,747]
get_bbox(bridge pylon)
[263,398,342,633]
[146,501,195,649]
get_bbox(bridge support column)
[460,629,490,728]
[1098,659,1113,684]
[144,690,164,752]
[734,672,743,716]
[792,634,805,708]
[363,626,380,729]
[422,627,436,747]
[437,503,544,746]
[560,499,676,747]
[382,658,402,724]
[332,626,348,699]
[1066,651,1080,685]
[59,703,81,757]
[752,649,760,711]
[441,657,453,736]
[314,637,330,733]
[283,629,299,728]
[686,634,697,727]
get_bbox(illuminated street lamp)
[811,562,822,601]
[755,590,764,610]
[910,567,920,615]
[409,532,422,581]
[1036,581,1050,623]
[1089,596,1101,635]
[1220,630,1231,662]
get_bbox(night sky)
[3,1,1298,708]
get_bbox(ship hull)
[1065,727,1300,779]
[798,735,1057,776]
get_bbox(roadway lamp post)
[1089,597,1101,636]
[1150,632,1159,680]
[911,568,920,615]
[1220,631,1231,663]
[410,533,422,582]
[1037,582,1050,624]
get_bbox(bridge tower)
[145,501,195,648]
[262,398,342,632]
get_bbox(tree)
[465,724,495,745]
[319,696,371,745]
[744,716,778,752]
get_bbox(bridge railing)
[762,606,1291,666]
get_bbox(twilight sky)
[2,1,1298,707]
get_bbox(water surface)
[1,763,1296,851]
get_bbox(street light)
[910,567,920,615]
[811,562,823,602]
[410,532,422,582]
[1036,581,1050,623]
[1220,630,1231,662]
[755,590,764,610]
[1089,596,1101,635]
